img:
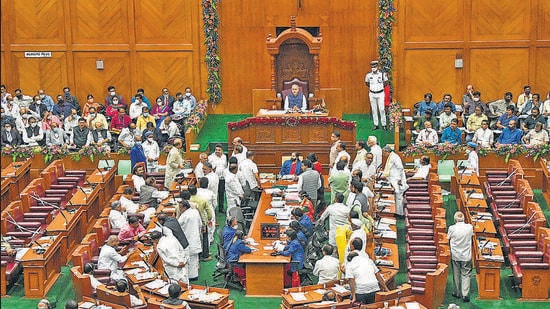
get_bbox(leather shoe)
[462,296,470,302]
[201,257,213,262]
[451,293,460,299]
[382,125,388,131]
[373,126,379,130]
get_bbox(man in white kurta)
[108,201,127,230]
[142,132,160,172]
[156,227,190,284]
[367,136,383,170]
[330,143,351,176]
[120,188,156,225]
[97,235,129,281]
[381,146,409,216]
[165,138,185,189]
[224,164,244,212]
[178,202,203,280]
[466,142,479,176]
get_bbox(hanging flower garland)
[228,117,356,131]
[378,0,396,94]
[202,0,222,105]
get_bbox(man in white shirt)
[365,60,389,130]
[142,131,160,172]
[177,201,202,281]
[129,94,147,120]
[407,156,431,180]
[155,227,190,284]
[118,123,141,149]
[466,142,479,176]
[353,153,376,181]
[313,244,340,284]
[448,211,474,302]
[367,136,382,170]
[329,131,341,169]
[416,121,438,146]
[120,187,155,225]
[472,120,493,148]
[131,165,146,193]
[224,164,244,211]
[109,201,127,230]
[194,153,209,180]
[330,142,351,176]
[231,137,248,157]
[159,117,179,138]
[345,249,387,304]
[208,144,228,213]
[381,146,409,216]
[352,140,368,170]
[97,235,130,281]
[317,193,350,246]
[239,151,261,196]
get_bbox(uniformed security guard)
[365,60,389,130]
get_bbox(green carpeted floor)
[3,114,550,308]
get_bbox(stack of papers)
[331,284,349,293]
[286,184,299,192]
[483,255,505,262]
[380,217,396,225]
[264,188,282,195]
[135,271,155,280]
[290,292,307,301]
[157,284,170,295]
[131,261,147,268]
[379,230,397,239]
[144,279,167,290]
[285,192,300,202]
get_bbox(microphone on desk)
[103,159,111,171]
[465,178,471,186]
[465,189,475,202]
[85,179,97,189]
[58,209,69,226]
[33,240,46,254]
[137,247,152,272]
[479,238,492,255]
[77,186,88,200]
[65,200,77,214]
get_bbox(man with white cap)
[465,142,479,176]
[365,60,389,130]
[381,145,409,216]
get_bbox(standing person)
[329,131,342,169]
[313,244,340,284]
[194,153,209,180]
[381,146,408,216]
[239,151,262,199]
[165,138,186,189]
[157,213,189,252]
[154,227,190,284]
[297,159,322,209]
[328,161,351,204]
[189,185,214,262]
[367,136,382,170]
[177,200,202,281]
[317,193,349,246]
[465,142,479,176]
[142,131,160,172]
[231,137,248,157]
[344,251,388,304]
[352,140,368,170]
[225,164,244,212]
[209,144,227,213]
[365,60,389,130]
[448,211,474,302]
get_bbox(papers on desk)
[95,170,109,176]
[125,268,144,275]
[405,302,421,309]
[380,217,396,225]
[379,230,397,240]
[79,302,95,309]
[290,292,307,301]
[313,289,327,295]
[375,259,394,267]
[264,188,283,195]
[470,193,485,200]
[260,173,275,179]
[270,200,285,208]
[375,183,393,190]
[281,175,295,180]
[483,254,505,262]
[144,279,168,290]
[258,109,286,115]
[285,192,300,203]
[260,179,271,184]
[135,271,155,280]
[286,184,299,192]
[188,289,223,302]
[375,223,393,232]
[157,284,170,295]
[478,240,498,250]
[331,284,349,293]
[461,169,474,175]
[131,261,147,268]
[472,212,492,222]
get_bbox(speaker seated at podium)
[283,84,308,113]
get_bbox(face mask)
[5,126,11,131]
[39,94,45,99]
[36,100,41,104]
[473,98,480,102]
[16,94,23,99]
[158,101,164,106]
[232,225,238,229]
[147,137,154,142]
[31,123,37,127]
[143,113,149,117]
[185,93,191,97]
[465,150,471,154]
[90,113,96,117]
[178,98,183,102]
[525,91,530,95]
[71,111,77,115]
[110,91,116,96]
[57,99,64,104]
[65,92,70,97]
[112,100,119,104]
[371,68,377,73]
[291,157,296,161]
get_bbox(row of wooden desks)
[1,160,32,211]
[541,159,550,208]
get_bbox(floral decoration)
[402,144,430,157]
[77,145,110,163]
[432,143,464,160]
[228,117,356,131]
[41,144,69,164]
[524,144,550,162]
[493,144,527,163]
[387,101,403,130]
[1,145,35,162]
[378,0,396,93]
[202,0,222,105]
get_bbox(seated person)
[487,92,514,126]
[522,122,549,145]
[97,235,130,280]
[496,120,522,145]
[313,244,340,284]
[284,84,307,113]
[162,283,190,308]
[115,279,144,307]
[519,93,543,116]
[83,262,102,290]
[225,230,252,286]
[139,177,169,208]
[472,120,494,148]
[278,229,305,286]
[288,220,308,248]
[495,105,518,129]
[406,155,431,180]
[465,106,488,142]
[521,107,546,132]
[291,206,313,237]
[299,191,315,222]
[464,91,488,116]
[414,110,439,132]
[415,121,438,146]
[109,201,127,230]
[440,118,462,144]
[439,103,458,130]
[415,93,437,116]
[436,94,456,115]
[222,217,238,247]
[120,187,155,225]
[131,165,146,192]
[117,216,146,243]
[321,290,338,303]
[280,152,303,176]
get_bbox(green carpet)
[3,114,550,308]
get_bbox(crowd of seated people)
[411,85,550,147]
[0,84,199,150]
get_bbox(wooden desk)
[541,159,550,209]
[87,167,117,208]
[46,208,86,265]
[1,159,32,209]
[451,170,480,196]
[239,186,291,297]
[466,210,496,237]
[20,235,63,298]
[69,185,100,230]
[1,178,9,211]
[281,279,352,308]
[375,243,399,270]
[141,282,232,309]
[255,109,329,118]
[473,237,504,300]
[457,187,487,213]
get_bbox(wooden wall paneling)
[136,52,195,99]
[469,48,529,100]
[73,52,131,104]
[535,48,550,94]
[400,49,463,108]
[133,0,194,47]
[70,0,129,45]
[11,52,68,96]
[403,0,463,42]
[8,0,65,45]
[538,0,550,40]
[470,0,531,41]
[0,52,6,87]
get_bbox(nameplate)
[24,51,52,58]
[260,223,280,239]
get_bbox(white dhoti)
[188,253,200,279]
[389,177,408,216]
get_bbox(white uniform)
[318,202,350,246]
[239,158,259,189]
[365,70,388,127]
[383,152,409,215]
[109,210,127,230]
[369,144,383,170]
[178,208,203,279]
[97,245,127,280]
[467,150,479,176]
[120,195,155,225]
[330,150,351,176]
[157,228,190,284]
[142,139,160,172]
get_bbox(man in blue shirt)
[441,118,462,144]
[416,93,437,116]
[436,94,457,115]
[497,120,522,145]
[280,152,303,176]
[496,105,518,129]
